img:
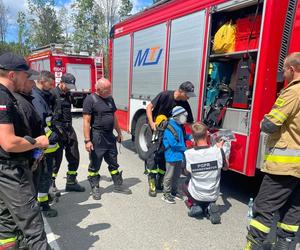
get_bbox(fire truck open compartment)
[202,0,264,135]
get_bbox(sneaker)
[188,205,203,218]
[207,203,221,224]
[171,192,184,201]
[161,193,175,204]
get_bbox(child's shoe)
[161,193,175,204]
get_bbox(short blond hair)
[285,52,300,72]
[192,122,208,141]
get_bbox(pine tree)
[118,0,133,20]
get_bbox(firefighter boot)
[273,236,293,250]
[88,175,101,200]
[156,173,164,191]
[244,233,264,250]
[65,173,85,192]
[0,242,17,250]
[148,175,157,197]
[50,178,61,197]
[39,201,58,218]
[111,171,132,194]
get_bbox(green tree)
[27,0,63,48]
[0,0,8,43]
[58,6,71,45]
[72,0,105,55]
[118,0,133,20]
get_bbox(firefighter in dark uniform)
[83,78,131,200]
[0,52,50,249]
[51,73,85,192]
[145,81,195,197]
[32,71,61,205]
[245,52,300,250]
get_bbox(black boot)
[273,236,293,250]
[156,173,164,191]
[65,173,85,192]
[148,175,157,197]
[39,201,58,218]
[111,171,132,194]
[88,175,101,200]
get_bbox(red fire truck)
[109,0,300,176]
[27,44,104,110]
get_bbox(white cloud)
[131,0,152,14]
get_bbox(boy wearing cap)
[145,81,195,195]
[162,106,191,204]
[50,73,85,192]
[184,122,228,224]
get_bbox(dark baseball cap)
[0,52,38,77]
[179,81,196,97]
[61,73,76,89]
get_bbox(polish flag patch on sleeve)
[0,105,7,111]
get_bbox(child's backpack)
[145,116,179,159]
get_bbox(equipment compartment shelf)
[209,49,258,61]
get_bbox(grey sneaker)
[161,193,175,204]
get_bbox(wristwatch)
[84,139,91,144]
[24,135,37,145]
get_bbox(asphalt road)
[46,115,299,250]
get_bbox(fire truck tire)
[134,114,152,161]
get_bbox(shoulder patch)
[275,98,285,107]
[0,105,7,111]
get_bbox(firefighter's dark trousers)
[53,125,79,177]
[88,131,119,186]
[37,155,55,202]
[249,173,300,241]
[0,159,49,249]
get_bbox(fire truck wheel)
[134,114,152,161]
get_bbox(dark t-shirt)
[51,86,72,124]
[0,84,31,159]
[14,93,44,138]
[151,90,194,123]
[83,93,117,132]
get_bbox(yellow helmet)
[155,114,167,125]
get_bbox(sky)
[4,0,153,42]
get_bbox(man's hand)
[35,135,49,149]
[85,141,94,153]
[150,121,157,131]
[116,133,123,143]
[216,139,224,148]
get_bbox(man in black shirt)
[83,78,131,200]
[0,52,50,249]
[145,81,195,197]
[51,73,85,192]
[147,81,195,130]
